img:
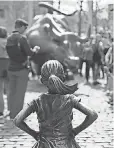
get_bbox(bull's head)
[26,2,90,73]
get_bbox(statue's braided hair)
[41,60,78,95]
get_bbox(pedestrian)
[82,40,94,84]
[104,38,113,96]
[92,34,104,85]
[102,32,111,55]
[6,18,40,119]
[14,60,98,148]
[0,26,9,118]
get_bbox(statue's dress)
[27,93,81,148]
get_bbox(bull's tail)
[38,2,78,16]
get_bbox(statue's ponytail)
[41,60,78,95]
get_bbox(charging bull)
[26,2,90,77]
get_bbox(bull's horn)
[38,2,78,16]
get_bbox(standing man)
[83,40,94,84]
[6,19,40,119]
[0,26,9,117]
[92,34,104,85]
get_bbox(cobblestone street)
[0,75,113,148]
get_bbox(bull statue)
[26,2,90,79]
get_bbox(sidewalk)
[0,75,113,148]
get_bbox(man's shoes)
[79,72,83,77]
[93,81,100,85]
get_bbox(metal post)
[28,1,33,27]
[78,0,83,36]
[58,0,60,10]
[95,2,98,34]
[88,0,93,34]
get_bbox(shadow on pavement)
[86,82,105,90]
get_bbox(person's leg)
[91,62,94,82]
[2,58,9,95]
[97,63,101,79]
[7,71,17,118]
[3,75,9,96]
[85,60,90,82]
[0,58,8,115]
[93,63,100,85]
[0,58,9,116]
[0,78,4,115]
[107,75,113,91]
[79,58,83,76]
[93,62,97,83]
[9,69,29,118]
[100,64,104,78]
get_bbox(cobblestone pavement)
[0,75,113,148]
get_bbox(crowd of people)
[0,16,113,147]
[78,31,113,97]
[0,19,113,118]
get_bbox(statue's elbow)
[13,118,21,127]
[92,111,98,121]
